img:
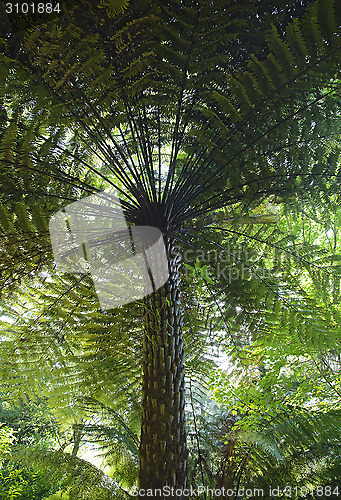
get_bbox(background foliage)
[0,0,341,497]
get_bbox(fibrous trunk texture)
[139,242,188,498]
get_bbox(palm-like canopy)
[1,0,341,495]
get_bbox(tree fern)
[0,0,341,493]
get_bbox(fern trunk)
[139,242,188,497]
